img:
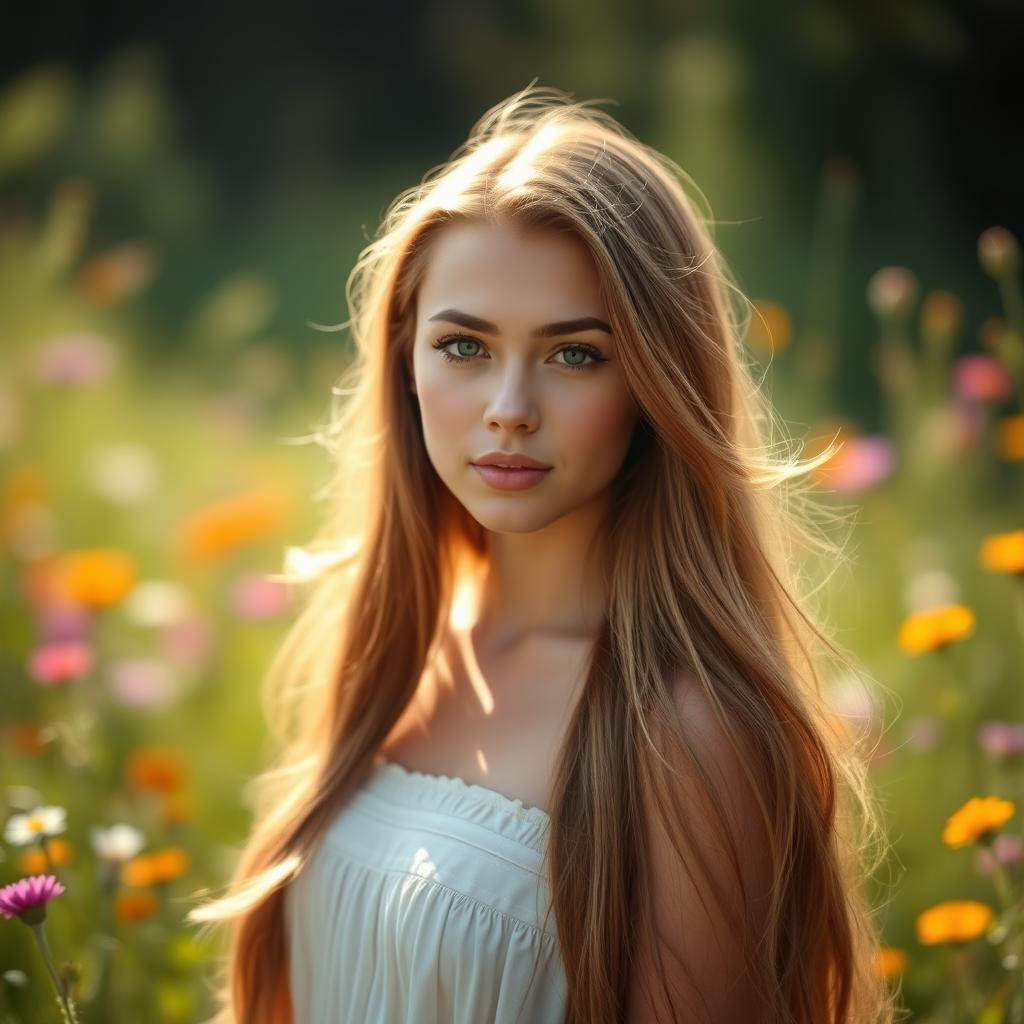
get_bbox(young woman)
[190,84,899,1023]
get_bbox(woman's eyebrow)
[427,308,612,337]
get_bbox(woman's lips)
[471,464,552,490]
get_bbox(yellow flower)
[121,847,189,887]
[942,796,1015,848]
[897,604,975,655]
[114,889,158,923]
[874,946,909,980]
[54,547,137,608]
[916,900,993,944]
[18,838,73,874]
[980,530,1024,575]
[996,414,1024,461]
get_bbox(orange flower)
[942,796,1015,848]
[121,847,189,887]
[897,604,975,655]
[53,548,138,608]
[73,242,157,306]
[874,946,909,980]
[161,790,193,828]
[18,838,73,874]
[996,414,1024,462]
[916,900,993,945]
[176,486,293,562]
[114,889,158,923]
[980,530,1024,575]
[126,748,186,794]
[6,721,47,756]
[747,300,792,353]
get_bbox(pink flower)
[34,600,91,644]
[26,641,93,686]
[951,354,1014,404]
[828,436,895,494]
[974,834,1024,876]
[978,720,1024,759]
[108,658,178,710]
[0,874,65,924]
[230,573,292,620]
[33,333,117,387]
[159,612,215,668]
[906,715,944,752]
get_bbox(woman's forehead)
[417,220,605,328]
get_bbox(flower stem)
[27,922,78,1023]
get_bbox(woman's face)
[409,218,639,534]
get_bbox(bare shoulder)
[625,667,774,1024]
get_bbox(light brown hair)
[189,83,900,1023]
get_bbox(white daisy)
[89,824,145,863]
[4,806,67,846]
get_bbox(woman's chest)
[378,632,590,817]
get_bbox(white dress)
[284,756,569,1023]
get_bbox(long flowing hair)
[189,83,901,1024]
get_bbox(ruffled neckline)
[368,756,551,853]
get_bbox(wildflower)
[53,547,137,609]
[978,226,1020,279]
[897,604,975,655]
[974,834,1024,877]
[920,291,962,346]
[176,486,293,562]
[942,796,1015,848]
[0,874,78,1019]
[90,824,145,864]
[126,748,186,794]
[26,640,93,686]
[33,332,117,386]
[6,721,48,756]
[815,436,894,494]
[114,890,158,923]
[977,720,1024,759]
[915,899,993,944]
[874,946,909,980]
[121,847,189,887]
[4,806,66,846]
[980,530,1024,575]
[905,715,944,752]
[108,658,178,710]
[231,572,292,620]
[0,874,65,925]
[996,414,1024,461]
[746,300,792,353]
[18,838,72,874]
[85,443,160,506]
[867,267,918,319]
[123,579,190,628]
[161,791,192,829]
[73,241,157,306]
[951,354,1014,404]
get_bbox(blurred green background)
[2,3,1023,1021]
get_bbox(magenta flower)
[978,720,1024,759]
[0,874,65,925]
[26,641,94,686]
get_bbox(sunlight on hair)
[496,122,562,191]
[430,136,517,212]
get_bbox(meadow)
[1,62,1023,1024]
